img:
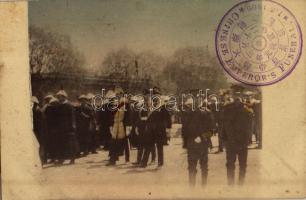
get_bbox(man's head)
[49,97,59,106]
[44,94,54,104]
[78,94,87,105]
[230,84,245,102]
[184,97,194,109]
[56,90,68,103]
[114,86,124,97]
[31,96,39,109]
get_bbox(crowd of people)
[32,84,261,186]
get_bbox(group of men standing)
[181,84,260,186]
[32,90,96,165]
[32,84,261,187]
[32,86,172,169]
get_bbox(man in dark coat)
[222,84,253,185]
[86,93,99,154]
[213,92,230,153]
[44,97,60,163]
[75,95,92,156]
[134,107,156,165]
[56,90,78,164]
[140,88,172,168]
[32,96,42,144]
[97,101,113,151]
[32,96,44,165]
[181,97,214,187]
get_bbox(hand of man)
[166,128,171,137]
[194,136,202,143]
[126,126,132,136]
[135,127,139,135]
[110,126,115,138]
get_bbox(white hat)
[210,96,217,101]
[31,96,39,104]
[251,98,261,104]
[49,97,59,105]
[161,95,171,105]
[105,90,116,99]
[114,86,124,95]
[86,93,95,100]
[44,94,54,100]
[136,99,144,107]
[102,98,110,104]
[56,90,68,98]
[244,91,254,96]
[130,96,138,102]
[184,97,194,105]
[78,94,87,100]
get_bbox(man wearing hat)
[133,93,156,166]
[32,96,45,165]
[214,90,229,153]
[75,94,93,156]
[140,87,172,168]
[86,93,99,154]
[55,90,78,164]
[181,97,214,187]
[41,94,54,113]
[222,84,253,185]
[106,87,132,166]
[44,97,60,163]
[32,96,42,142]
[97,90,114,151]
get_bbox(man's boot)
[238,168,246,185]
[189,172,196,187]
[201,171,208,186]
[227,168,235,186]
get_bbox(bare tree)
[100,49,167,81]
[135,50,166,80]
[29,25,85,75]
[101,48,136,79]
[161,46,229,93]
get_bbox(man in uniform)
[181,97,214,186]
[215,89,230,153]
[222,84,253,185]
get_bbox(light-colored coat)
[112,108,126,139]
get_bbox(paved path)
[39,136,268,199]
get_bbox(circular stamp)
[215,0,302,86]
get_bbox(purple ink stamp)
[215,0,302,86]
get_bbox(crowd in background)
[32,84,261,186]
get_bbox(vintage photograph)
[2,0,306,199]
[29,0,263,188]
[28,0,264,198]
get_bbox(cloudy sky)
[29,0,238,67]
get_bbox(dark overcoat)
[223,101,253,146]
